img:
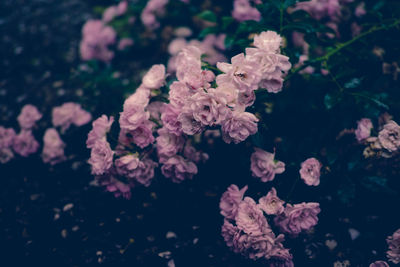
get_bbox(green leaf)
[283,0,297,8]
[324,91,342,110]
[360,176,396,195]
[222,16,234,30]
[337,183,355,204]
[351,92,389,110]
[199,27,218,38]
[196,10,217,23]
[224,35,235,49]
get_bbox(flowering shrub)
[2,0,400,265]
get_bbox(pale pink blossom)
[387,228,400,264]
[219,184,248,220]
[378,121,400,152]
[217,53,262,93]
[250,148,285,182]
[12,130,39,157]
[117,38,134,50]
[17,104,42,130]
[258,187,285,215]
[86,115,114,149]
[221,110,258,144]
[161,155,197,183]
[355,118,373,142]
[156,127,185,163]
[299,158,322,186]
[42,128,66,165]
[88,139,114,175]
[0,126,16,149]
[232,0,261,22]
[142,64,166,89]
[274,202,321,236]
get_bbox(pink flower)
[123,87,150,109]
[161,104,183,135]
[132,158,158,187]
[102,6,119,23]
[236,197,270,236]
[52,102,91,132]
[238,91,256,107]
[115,154,141,178]
[246,45,291,93]
[232,0,261,22]
[369,261,389,267]
[274,202,321,236]
[216,82,239,107]
[142,64,166,89]
[86,115,114,149]
[141,0,168,30]
[258,187,285,215]
[355,118,373,142]
[250,148,285,182]
[355,2,366,17]
[119,104,150,132]
[117,1,128,15]
[168,38,188,55]
[253,31,283,53]
[221,110,258,144]
[180,89,230,128]
[80,20,116,62]
[88,139,114,175]
[98,174,131,199]
[219,184,248,220]
[221,219,240,250]
[178,111,204,135]
[117,38,134,50]
[0,126,16,149]
[221,219,292,261]
[168,81,192,109]
[42,128,66,165]
[17,104,42,130]
[292,0,341,21]
[161,155,197,183]
[12,130,39,157]
[130,120,155,149]
[217,53,261,93]
[156,127,185,163]
[299,157,322,186]
[386,228,400,264]
[147,101,164,122]
[378,121,400,152]
[183,143,208,164]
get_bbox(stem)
[286,178,300,200]
[324,61,344,93]
[312,18,400,63]
[287,18,400,78]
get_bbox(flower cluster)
[141,0,169,30]
[220,184,321,265]
[87,30,291,198]
[167,33,226,73]
[80,20,117,62]
[1,103,91,165]
[0,105,42,163]
[386,228,400,264]
[359,119,400,158]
